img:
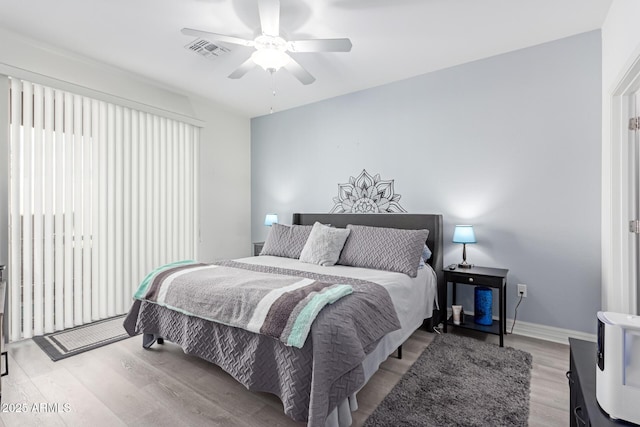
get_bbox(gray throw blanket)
[124,260,401,426]
[134,260,354,348]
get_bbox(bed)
[124,213,445,427]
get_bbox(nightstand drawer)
[447,272,502,287]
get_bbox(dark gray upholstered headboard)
[292,213,444,328]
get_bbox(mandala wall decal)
[330,169,407,213]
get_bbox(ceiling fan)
[181,0,352,85]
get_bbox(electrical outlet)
[517,283,527,298]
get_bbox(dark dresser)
[568,338,637,426]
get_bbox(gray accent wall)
[251,31,602,334]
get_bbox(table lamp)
[453,225,476,268]
[264,214,278,226]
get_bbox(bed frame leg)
[423,317,434,331]
[142,334,164,349]
[397,345,403,359]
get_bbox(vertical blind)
[8,77,200,341]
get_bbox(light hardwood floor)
[0,329,570,427]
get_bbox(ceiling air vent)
[185,38,231,60]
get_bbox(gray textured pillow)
[260,223,313,259]
[299,222,351,266]
[338,225,429,277]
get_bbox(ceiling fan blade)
[181,28,254,47]
[258,0,280,36]
[288,38,353,53]
[283,55,316,85]
[228,57,257,79]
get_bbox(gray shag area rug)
[364,333,532,427]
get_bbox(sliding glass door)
[7,77,199,341]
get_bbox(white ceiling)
[0,0,612,118]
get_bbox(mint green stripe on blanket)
[133,260,197,300]
[286,284,353,348]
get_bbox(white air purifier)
[596,311,640,425]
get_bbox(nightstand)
[443,266,508,347]
[253,242,265,256]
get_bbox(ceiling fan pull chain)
[271,69,276,96]
[270,69,276,114]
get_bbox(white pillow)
[299,222,351,266]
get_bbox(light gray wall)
[251,31,602,334]
[191,95,252,261]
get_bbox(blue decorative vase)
[474,287,493,325]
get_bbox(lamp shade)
[453,225,476,244]
[264,214,278,226]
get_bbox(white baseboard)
[508,318,596,344]
[444,308,596,344]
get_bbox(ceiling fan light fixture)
[251,48,289,71]
[183,0,350,85]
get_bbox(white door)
[632,90,640,315]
